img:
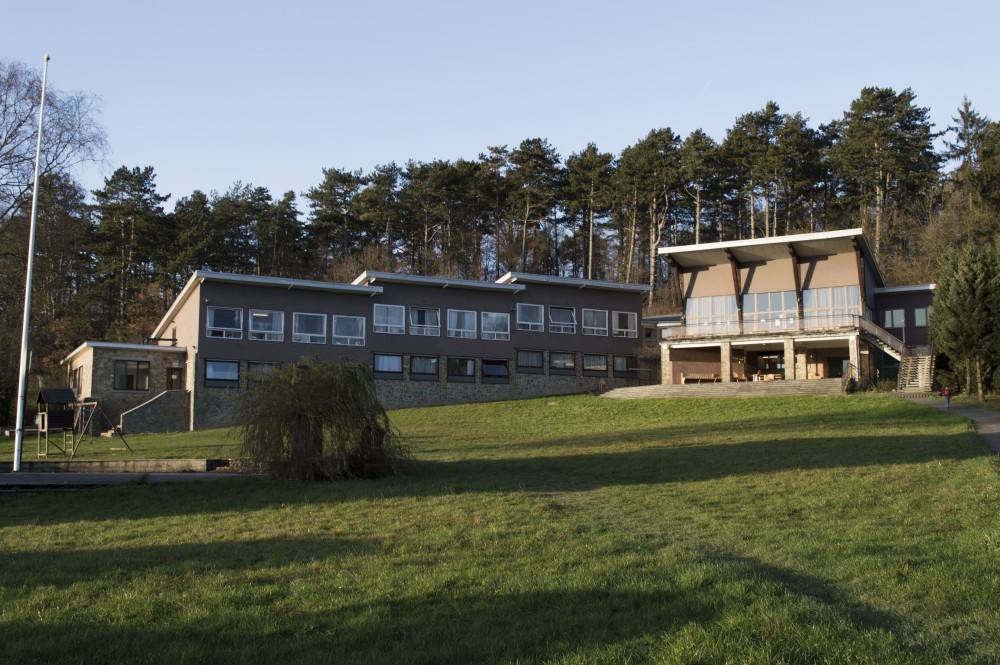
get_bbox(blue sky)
[7,0,998,206]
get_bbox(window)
[207,307,242,339]
[549,307,576,334]
[248,361,280,381]
[884,309,905,329]
[374,304,405,334]
[481,359,509,384]
[332,315,365,346]
[293,312,326,343]
[481,312,510,341]
[914,307,929,327]
[410,355,439,380]
[584,354,608,374]
[550,352,575,372]
[249,309,284,341]
[742,291,799,332]
[613,311,638,338]
[447,357,476,382]
[516,303,544,332]
[113,360,149,390]
[205,360,239,388]
[613,355,639,376]
[517,349,543,373]
[409,307,440,336]
[448,309,477,338]
[582,309,608,336]
[373,354,403,378]
[685,296,737,335]
[802,285,861,328]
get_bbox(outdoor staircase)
[897,354,935,392]
[601,379,844,400]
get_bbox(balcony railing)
[665,313,864,339]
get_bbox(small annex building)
[62,270,649,433]
[656,228,935,388]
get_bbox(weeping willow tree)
[236,357,410,480]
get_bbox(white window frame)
[481,312,510,341]
[332,315,365,346]
[516,303,545,332]
[292,312,327,344]
[612,311,638,338]
[248,309,284,342]
[374,304,406,335]
[206,307,243,339]
[409,307,440,336]
[448,309,477,339]
[914,307,929,327]
[549,307,577,334]
[582,309,608,336]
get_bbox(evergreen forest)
[3,56,1000,420]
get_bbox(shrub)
[236,358,410,480]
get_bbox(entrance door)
[827,357,849,379]
[166,366,185,390]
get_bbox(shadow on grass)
[0,536,378,589]
[1,429,984,527]
[0,542,936,664]
[0,586,708,664]
[415,431,985,495]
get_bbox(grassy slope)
[1,395,998,664]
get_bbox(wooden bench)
[681,372,720,384]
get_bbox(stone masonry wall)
[119,390,191,434]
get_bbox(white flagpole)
[12,55,51,472]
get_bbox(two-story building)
[657,228,935,389]
[62,270,648,433]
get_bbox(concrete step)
[602,379,844,400]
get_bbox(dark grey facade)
[64,270,648,432]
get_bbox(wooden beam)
[851,238,867,317]
[787,244,803,324]
[725,249,743,334]
[666,256,685,315]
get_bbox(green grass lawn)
[0,426,241,462]
[2,395,999,664]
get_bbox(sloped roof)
[657,229,884,287]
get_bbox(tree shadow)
[0,536,377,589]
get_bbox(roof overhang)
[658,229,884,287]
[873,284,935,294]
[62,341,187,365]
[151,271,384,339]
[353,270,526,293]
[497,271,651,293]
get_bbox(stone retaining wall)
[120,390,191,434]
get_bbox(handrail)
[856,317,904,355]
[841,363,860,393]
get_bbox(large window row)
[208,306,366,345]
[208,304,639,342]
[203,352,640,389]
[517,303,637,337]
[375,351,639,382]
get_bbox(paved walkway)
[904,397,1000,456]
[0,471,245,489]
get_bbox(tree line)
[3,55,1000,418]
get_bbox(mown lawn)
[2,395,999,664]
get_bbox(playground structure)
[35,388,132,458]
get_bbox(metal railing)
[666,313,865,339]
